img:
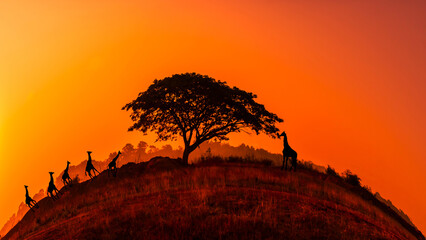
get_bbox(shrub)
[363,185,372,193]
[343,170,361,187]
[299,160,314,170]
[73,174,80,184]
[326,165,339,177]
[260,159,273,166]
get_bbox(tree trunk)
[182,147,190,165]
[182,141,201,165]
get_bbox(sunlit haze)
[0,0,425,234]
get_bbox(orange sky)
[1,0,425,234]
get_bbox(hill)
[0,190,45,238]
[2,157,424,240]
[0,141,296,237]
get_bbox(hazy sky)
[1,0,425,233]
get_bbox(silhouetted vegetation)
[72,175,80,184]
[4,157,423,240]
[198,155,273,166]
[343,170,361,187]
[298,160,313,170]
[326,165,339,177]
[3,141,423,239]
[122,73,283,164]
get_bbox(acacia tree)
[122,73,283,164]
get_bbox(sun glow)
[0,0,425,235]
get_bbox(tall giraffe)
[24,185,39,211]
[85,151,100,179]
[62,161,72,186]
[108,151,121,177]
[280,131,298,171]
[47,172,61,200]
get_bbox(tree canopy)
[122,73,283,163]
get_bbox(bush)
[73,174,80,184]
[363,185,372,193]
[260,159,273,166]
[343,170,361,187]
[299,160,313,170]
[326,165,339,177]
[197,155,273,166]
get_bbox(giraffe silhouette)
[24,185,39,212]
[108,151,121,177]
[47,172,61,200]
[85,151,100,179]
[280,131,298,171]
[62,161,72,186]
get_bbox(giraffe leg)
[30,201,37,211]
[48,192,55,200]
[32,200,39,208]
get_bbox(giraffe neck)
[88,154,92,163]
[50,174,54,182]
[25,188,29,197]
[283,135,289,147]
[65,163,69,171]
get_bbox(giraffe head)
[67,161,71,165]
[24,185,28,188]
[87,151,92,154]
[118,151,121,155]
[279,131,286,137]
[49,172,54,175]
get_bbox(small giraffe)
[47,172,61,200]
[85,151,100,179]
[108,151,121,177]
[24,185,39,212]
[62,161,72,186]
[280,131,298,171]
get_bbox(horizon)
[1,0,425,235]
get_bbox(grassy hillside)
[0,141,290,237]
[3,157,424,240]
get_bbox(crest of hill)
[2,156,425,240]
[1,142,423,239]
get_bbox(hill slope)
[0,141,310,237]
[3,157,424,240]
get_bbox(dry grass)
[3,158,421,240]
